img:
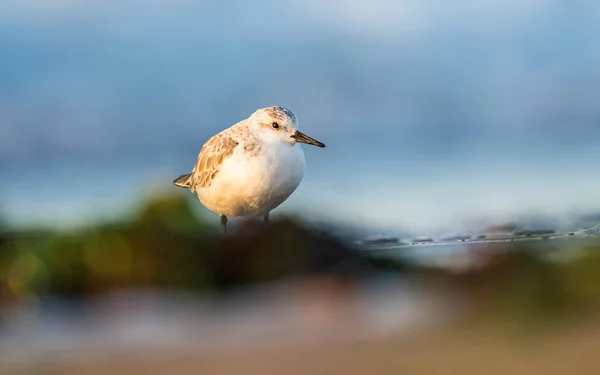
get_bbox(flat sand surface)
[4,320,600,375]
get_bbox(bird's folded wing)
[189,134,239,191]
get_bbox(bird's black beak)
[291,130,326,148]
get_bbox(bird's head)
[249,106,326,148]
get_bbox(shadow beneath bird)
[203,217,388,291]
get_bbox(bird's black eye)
[272,122,280,129]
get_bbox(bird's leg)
[220,215,228,234]
[263,212,270,223]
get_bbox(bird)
[173,106,326,234]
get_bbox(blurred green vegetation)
[0,192,382,304]
[2,192,600,331]
[423,244,600,332]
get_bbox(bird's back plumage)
[189,131,240,192]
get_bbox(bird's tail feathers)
[173,173,193,189]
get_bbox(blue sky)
[2,0,600,233]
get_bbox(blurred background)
[2,1,600,374]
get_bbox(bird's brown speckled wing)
[189,133,239,191]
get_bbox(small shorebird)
[173,106,326,234]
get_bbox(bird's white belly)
[196,143,305,217]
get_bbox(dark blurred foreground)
[0,192,384,303]
[2,193,600,374]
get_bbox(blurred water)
[363,236,600,269]
[3,1,600,232]
[1,151,192,228]
[4,142,600,235]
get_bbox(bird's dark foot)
[220,215,228,234]
[263,212,270,223]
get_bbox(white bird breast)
[196,142,306,217]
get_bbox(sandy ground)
[3,319,600,375]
